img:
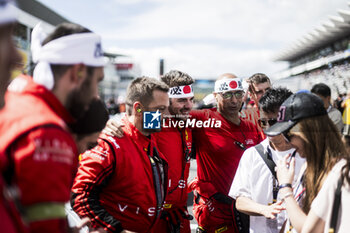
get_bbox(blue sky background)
[37,0,350,79]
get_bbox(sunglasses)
[258,118,277,128]
[221,91,244,99]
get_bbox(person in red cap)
[189,73,263,233]
[0,22,104,233]
[71,77,170,233]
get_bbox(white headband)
[0,0,17,25]
[168,85,194,98]
[214,78,243,93]
[31,23,105,90]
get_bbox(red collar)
[121,117,152,152]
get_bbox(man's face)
[143,89,169,133]
[215,90,244,115]
[66,67,104,119]
[0,25,21,109]
[250,82,271,104]
[259,110,284,144]
[168,97,194,119]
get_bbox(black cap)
[70,98,109,135]
[264,92,327,136]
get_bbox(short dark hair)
[247,73,270,93]
[41,23,94,81]
[70,98,109,138]
[125,77,169,115]
[161,70,194,87]
[310,83,331,97]
[259,87,293,113]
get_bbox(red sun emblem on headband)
[229,81,238,89]
[183,85,191,94]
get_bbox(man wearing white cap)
[0,22,104,233]
[189,73,263,233]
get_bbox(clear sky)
[37,0,350,79]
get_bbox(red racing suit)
[71,118,168,233]
[150,120,192,233]
[189,108,263,233]
[0,75,78,233]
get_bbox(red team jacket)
[189,108,263,232]
[0,75,78,233]
[150,122,192,233]
[71,118,168,233]
[156,125,192,208]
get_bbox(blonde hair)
[292,115,346,212]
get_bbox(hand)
[276,154,295,185]
[69,218,108,233]
[102,119,124,138]
[260,201,285,219]
[69,217,90,233]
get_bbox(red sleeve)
[190,109,212,132]
[71,138,123,232]
[190,109,209,121]
[10,127,78,233]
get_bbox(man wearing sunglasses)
[229,88,305,233]
[189,73,263,233]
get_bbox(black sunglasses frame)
[258,118,277,127]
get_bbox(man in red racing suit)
[0,75,78,233]
[71,77,170,232]
[104,71,195,233]
[0,22,104,233]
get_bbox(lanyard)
[167,128,191,195]
[266,147,278,203]
[147,138,164,218]
[180,128,191,162]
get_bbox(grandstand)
[273,2,350,99]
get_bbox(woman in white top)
[264,92,348,233]
[301,158,350,233]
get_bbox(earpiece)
[137,109,142,113]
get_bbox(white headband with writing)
[31,23,105,90]
[214,78,243,93]
[0,0,17,25]
[168,85,194,98]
